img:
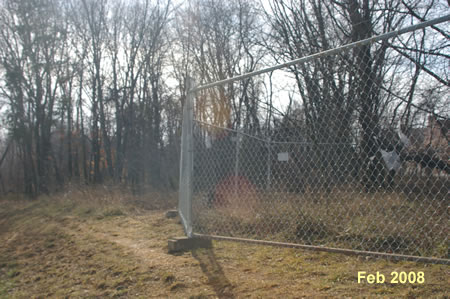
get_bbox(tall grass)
[193,181,448,258]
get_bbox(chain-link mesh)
[181,21,449,262]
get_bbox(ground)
[0,188,448,298]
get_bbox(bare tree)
[174,0,265,132]
[0,0,69,195]
[264,0,448,189]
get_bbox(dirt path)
[0,196,448,298]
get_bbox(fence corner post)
[179,76,195,238]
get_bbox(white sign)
[277,152,289,161]
[380,150,401,171]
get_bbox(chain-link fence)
[179,16,450,263]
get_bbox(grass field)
[193,179,449,259]
[0,187,448,298]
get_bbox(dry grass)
[0,186,448,298]
[194,186,448,259]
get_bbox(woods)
[0,0,448,196]
[0,0,174,195]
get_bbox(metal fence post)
[179,76,195,237]
[234,129,241,200]
[266,137,271,190]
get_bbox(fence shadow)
[191,247,234,298]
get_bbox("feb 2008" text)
[357,271,425,284]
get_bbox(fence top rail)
[189,14,450,93]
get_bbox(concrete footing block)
[168,237,212,253]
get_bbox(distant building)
[423,115,449,160]
[404,115,449,176]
